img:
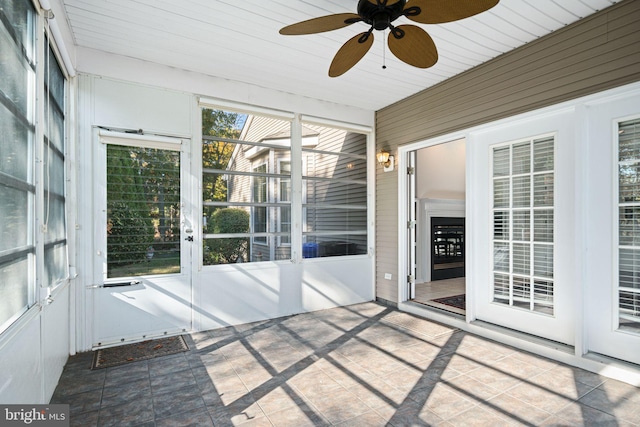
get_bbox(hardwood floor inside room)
[413,277,465,315]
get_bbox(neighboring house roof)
[262,125,319,141]
[229,122,320,169]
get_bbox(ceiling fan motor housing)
[358,0,407,30]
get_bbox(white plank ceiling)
[61,0,622,111]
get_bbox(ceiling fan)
[280,0,499,77]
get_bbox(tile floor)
[414,278,466,315]
[51,302,640,426]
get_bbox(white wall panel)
[77,48,374,128]
[195,259,373,331]
[42,285,71,401]
[92,77,192,136]
[0,313,43,403]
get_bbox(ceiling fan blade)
[388,25,438,69]
[329,32,374,77]
[279,13,361,35]
[405,0,499,24]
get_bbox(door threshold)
[410,299,465,317]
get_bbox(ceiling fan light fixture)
[279,0,500,77]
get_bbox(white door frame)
[397,132,470,317]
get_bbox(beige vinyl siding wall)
[375,0,640,303]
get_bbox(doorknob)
[185,236,194,242]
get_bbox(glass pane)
[107,145,181,278]
[534,280,554,314]
[44,148,65,196]
[44,196,65,243]
[0,25,33,118]
[493,211,509,240]
[619,248,640,290]
[534,210,553,243]
[533,137,554,172]
[493,242,509,273]
[304,180,366,206]
[0,185,30,252]
[279,206,291,245]
[512,142,531,175]
[534,244,553,278]
[512,243,530,275]
[619,119,640,162]
[619,163,640,203]
[0,257,31,331]
[0,105,31,181]
[620,206,640,246]
[44,242,67,287]
[619,290,640,333]
[44,100,65,153]
[512,176,530,207]
[493,147,510,177]
[45,44,65,110]
[512,276,531,309]
[303,234,366,257]
[0,0,35,59]
[204,237,250,264]
[493,178,509,208]
[534,174,554,207]
[512,211,530,242]
[493,273,510,304]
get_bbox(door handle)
[185,236,194,242]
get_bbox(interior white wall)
[416,139,465,200]
[415,139,466,283]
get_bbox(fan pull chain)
[382,29,387,70]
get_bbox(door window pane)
[618,118,640,333]
[106,145,181,277]
[491,136,554,314]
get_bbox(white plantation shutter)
[492,136,555,315]
[618,118,640,331]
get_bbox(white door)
[91,131,193,348]
[408,150,417,299]
[469,110,576,345]
[585,90,640,365]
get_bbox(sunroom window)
[201,108,369,264]
[202,109,292,264]
[0,0,36,332]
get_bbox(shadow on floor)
[51,302,639,426]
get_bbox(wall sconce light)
[377,150,394,172]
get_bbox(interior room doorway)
[410,139,466,315]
